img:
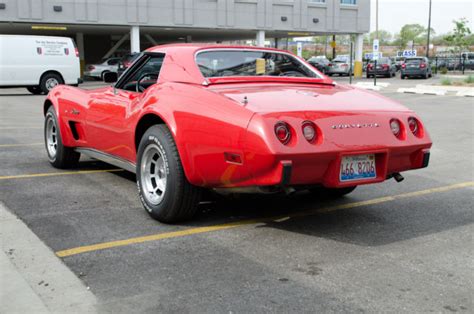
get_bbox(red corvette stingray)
[44,44,431,222]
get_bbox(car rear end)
[366,58,392,77]
[244,110,431,189]
[327,58,351,75]
[401,58,429,77]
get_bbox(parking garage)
[0,0,369,76]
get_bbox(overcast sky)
[369,0,473,35]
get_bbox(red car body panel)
[45,44,432,189]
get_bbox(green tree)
[444,18,472,54]
[394,24,428,49]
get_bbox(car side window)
[116,54,165,92]
[108,59,119,65]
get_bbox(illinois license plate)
[340,154,376,182]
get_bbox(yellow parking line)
[0,143,43,148]
[55,181,474,258]
[0,169,123,180]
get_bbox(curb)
[397,88,446,96]
[0,202,97,313]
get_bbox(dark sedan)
[307,56,331,74]
[366,57,397,78]
[401,57,432,79]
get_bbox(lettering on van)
[35,40,69,56]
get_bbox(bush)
[440,78,452,85]
[464,75,474,84]
[440,67,448,74]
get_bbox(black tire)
[309,186,357,198]
[136,125,202,223]
[26,86,43,95]
[44,106,80,169]
[101,71,110,81]
[366,74,371,78]
[40,73,63,94]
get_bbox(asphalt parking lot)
[1,78,473,313]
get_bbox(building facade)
[0,0,369,75]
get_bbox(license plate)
[340,154,376,182]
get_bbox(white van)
[0,35,81,94]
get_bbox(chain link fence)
[431,56,474,75]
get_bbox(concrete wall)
[0,0,370,34]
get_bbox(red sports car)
[43,44,432,222]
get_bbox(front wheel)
[40,73,63,94]
[309,186,357,198]
[44,106,80,168]
[136,125,202,223]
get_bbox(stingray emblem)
[331,123,379,129]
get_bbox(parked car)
[84,57,120,80]
[326,55,353,76]
[43,44,432,223]
[307,56,331,74]
[401,57,432,79]
[117,53,140,77]
[366,57,397,78]
[461,52,474,70]
[0,35,81,94]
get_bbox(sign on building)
[397,50,417,57]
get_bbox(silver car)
[84,57,120,80]
[327,55,353,76]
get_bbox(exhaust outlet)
[393,173,404,182]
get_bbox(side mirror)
[103,72,118,83]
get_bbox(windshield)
[196,50,320,78]
[333,57,349,63]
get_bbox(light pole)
[426,0,432,58]
[376,0,379,40]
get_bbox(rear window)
[406,58,424,64]
[196,50,319,78]
[370,58,390,64]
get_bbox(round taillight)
[390,119,401,137]
[275,122,291,144]
[408,117,419,134]
[302,121,316,142]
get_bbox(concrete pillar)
[130,26,140,53]
[76,33,85,77]
[256,30,265,47]
[354,33,364,78]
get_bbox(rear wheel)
[44,106,80,168]
[309,186,357,198]
[101,71,110,81]
[40,73,63,94]
[136,125,202,223]
[27,86,43,95]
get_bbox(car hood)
[209,83,411,114]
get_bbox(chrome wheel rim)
[140,144,167,205]
[45,78,59,90]
[46,116,58,158]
